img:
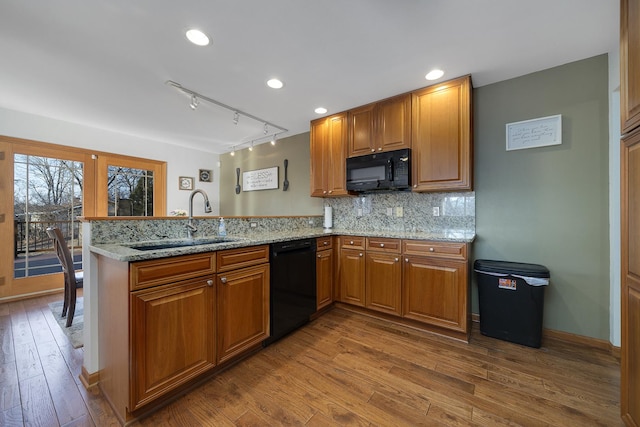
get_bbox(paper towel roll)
[323,206,333,229]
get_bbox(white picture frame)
[506,114,562,151]
[242,167,279,191]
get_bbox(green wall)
[219,132,323,216]
[473,54,610,340]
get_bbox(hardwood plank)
[19,374,58,427]
[0,404,24,426]
[14,341,43,381]
[0,315,15,364]
[37,339,89,425]
[27,306,55,345]
[0,361,20,411]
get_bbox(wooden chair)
[46,227,83,327]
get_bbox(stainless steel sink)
[129,237,238,251]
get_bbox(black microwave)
[346,148,411,192]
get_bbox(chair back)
[46,227,77,281]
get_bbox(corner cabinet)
[411,75,473,192]
[310,112,349,197]
[348,93,412,157]
[621,0,640,133]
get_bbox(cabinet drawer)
[366,237,401,253]
[402,240,467,260]
[317,236,333,250]
[130,253,216,291]
[339,236,366,250]
[216,245,269,273]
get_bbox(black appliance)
[264,238,317,346]
[346,148,411,192]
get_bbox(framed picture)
[199,169,213,182]
[178,176,194,191]
[506,114,562,151]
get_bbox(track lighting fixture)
[165,80,288,142]
[271,134,277,145]
[230,146,236,156]
[248,142,254,152]
[190,95,199,110]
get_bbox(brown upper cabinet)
[348,93,412,157]
[621,0,640,134]
[411,75,473,192]
[310,112,349,197]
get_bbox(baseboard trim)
[80,366,100,389]
[471,313,620,358]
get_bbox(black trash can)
[474,259,550,348]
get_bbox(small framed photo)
[199,169,213,182]
[178,176,194,191]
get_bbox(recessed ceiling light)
[186,29,210,46]
[267,78,284,89]
[425,69,444,80]
[314,107,327,114]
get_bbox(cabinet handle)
[220,277,227,284]
[380,243,385,248]
[206,279,213,287]
[429,247,435,252]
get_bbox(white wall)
[0,107,221,216]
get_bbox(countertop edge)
[90,229,476,262]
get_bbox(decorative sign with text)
[506,114,562,151]
[242,166,279,191]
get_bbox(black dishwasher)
[264,238,317,346]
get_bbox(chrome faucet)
[187,189,212,238]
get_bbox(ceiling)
[0,0,618,154]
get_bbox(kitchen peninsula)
[86,213,474,424]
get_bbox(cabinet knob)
[206,279,213,287]
[350,240,354,245]
[413,184,417,188]
[380,243,385,248]
[323,190,327,194]
[220,277,227,284]
[371,149,375,152]
[323,241,329,245]
[395,258,399,262]
[318,254,321,258]
[328,190,333,194]
[429,247,435,252]
[359,253,363,257]
[378,148,382,151]
[405,258,409,262]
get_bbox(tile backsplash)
[325,191,475,233]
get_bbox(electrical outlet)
[386,207,393,216]
[395,206,403,217]
[433,207,440,217]
[250,222,257,228]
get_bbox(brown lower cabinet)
[316,236,334,310]
[97,246,269,424]
[337,236,470,339]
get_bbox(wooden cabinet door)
[411,75,472,192]
[377,94,412,152]
[310,113,348,197]
[316,249,334,310]
[621,127,640,426]
[365,252,402,315]
[339,248,365,306]
[621,0,640,133]
[402,256,468,333]
[327,113,349,196]
[310,118,328,197]
[217,264,269,364]
[130,277,215,411]
[349,103,376,157]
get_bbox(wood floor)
[0,292,623,426]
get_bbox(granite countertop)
[90,228,476,262]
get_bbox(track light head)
[190,95,199,110]
[233,111,239,125]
